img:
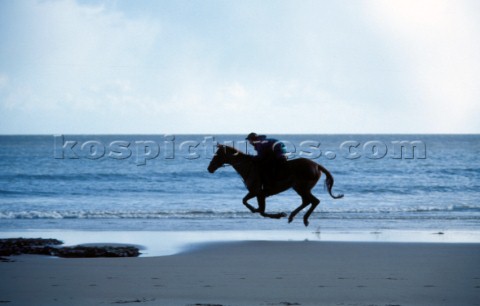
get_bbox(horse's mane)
[218,144,249,158]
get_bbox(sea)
[1,134,479,255]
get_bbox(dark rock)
[0,238,62,256]
[56,245,140,258]
[0,238,140,258]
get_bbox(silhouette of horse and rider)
[208,133,343,226]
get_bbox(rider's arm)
[252,142,268,161]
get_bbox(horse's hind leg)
[288,195,309,224]
[303,196,320,227]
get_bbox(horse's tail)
[318,164,344,199]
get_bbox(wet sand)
[1,241,479,306]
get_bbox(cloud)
[0,74,8,91]
[1,0,479,133]
[0,0,161,130]
[0,0,396,133]
[364,0,480,132]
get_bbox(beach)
[1,240,479,306]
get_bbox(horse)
[207,145,343,226]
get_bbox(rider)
[246,133,287,194]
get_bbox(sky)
[0,0,479,134]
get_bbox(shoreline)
[1,229,480,257]
[1,240,479,306]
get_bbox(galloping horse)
[207,145,343,226]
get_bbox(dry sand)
[1,241,479,306]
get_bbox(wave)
[1,205,479,220]
[322,204,480,214]
[0,190,25,195]
[0,210,252,220]
[0,189,58,196]
[340,183,480,194]
[0,170,214,181]
[0,173,146,182]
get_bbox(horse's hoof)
[280,212,287,218]
[303,220,309,227]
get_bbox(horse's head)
[207,145,245,173]
[207,145,227,173]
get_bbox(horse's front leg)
[256,193,287,219]
[242,192,258,213]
